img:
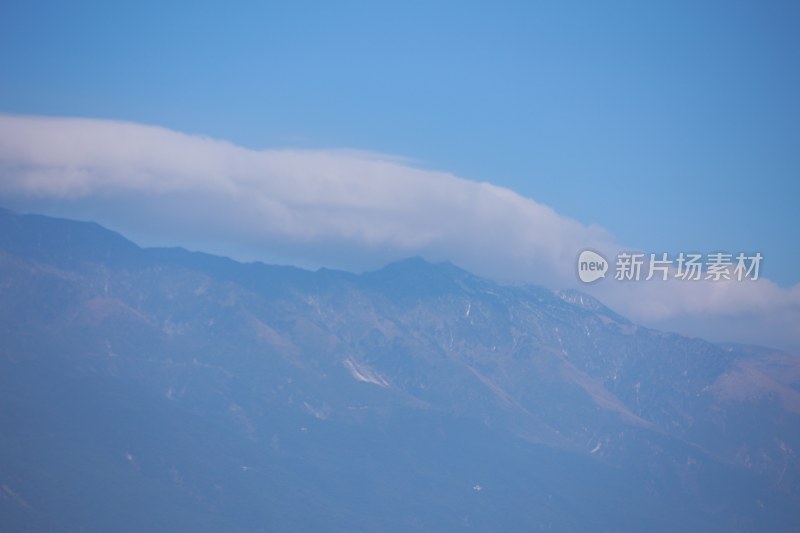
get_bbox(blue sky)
[1,1,799,349]
[2,1,798,283]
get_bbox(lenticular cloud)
[0,114,612,286]
[1,114,798,352]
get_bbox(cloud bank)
[1,114,798,352]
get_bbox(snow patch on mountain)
[343,357,390,387]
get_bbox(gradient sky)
[1,0,799,294]
[2,1,798,284]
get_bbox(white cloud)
[0,114,613,285]
[589,275,800,352]
[1,114,798,352]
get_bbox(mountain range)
[1,206,798,532]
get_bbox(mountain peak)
[372,256,472,276]
[361,256,475,297]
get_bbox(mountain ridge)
[1,207,799,532]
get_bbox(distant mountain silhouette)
[1,207,798,532]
